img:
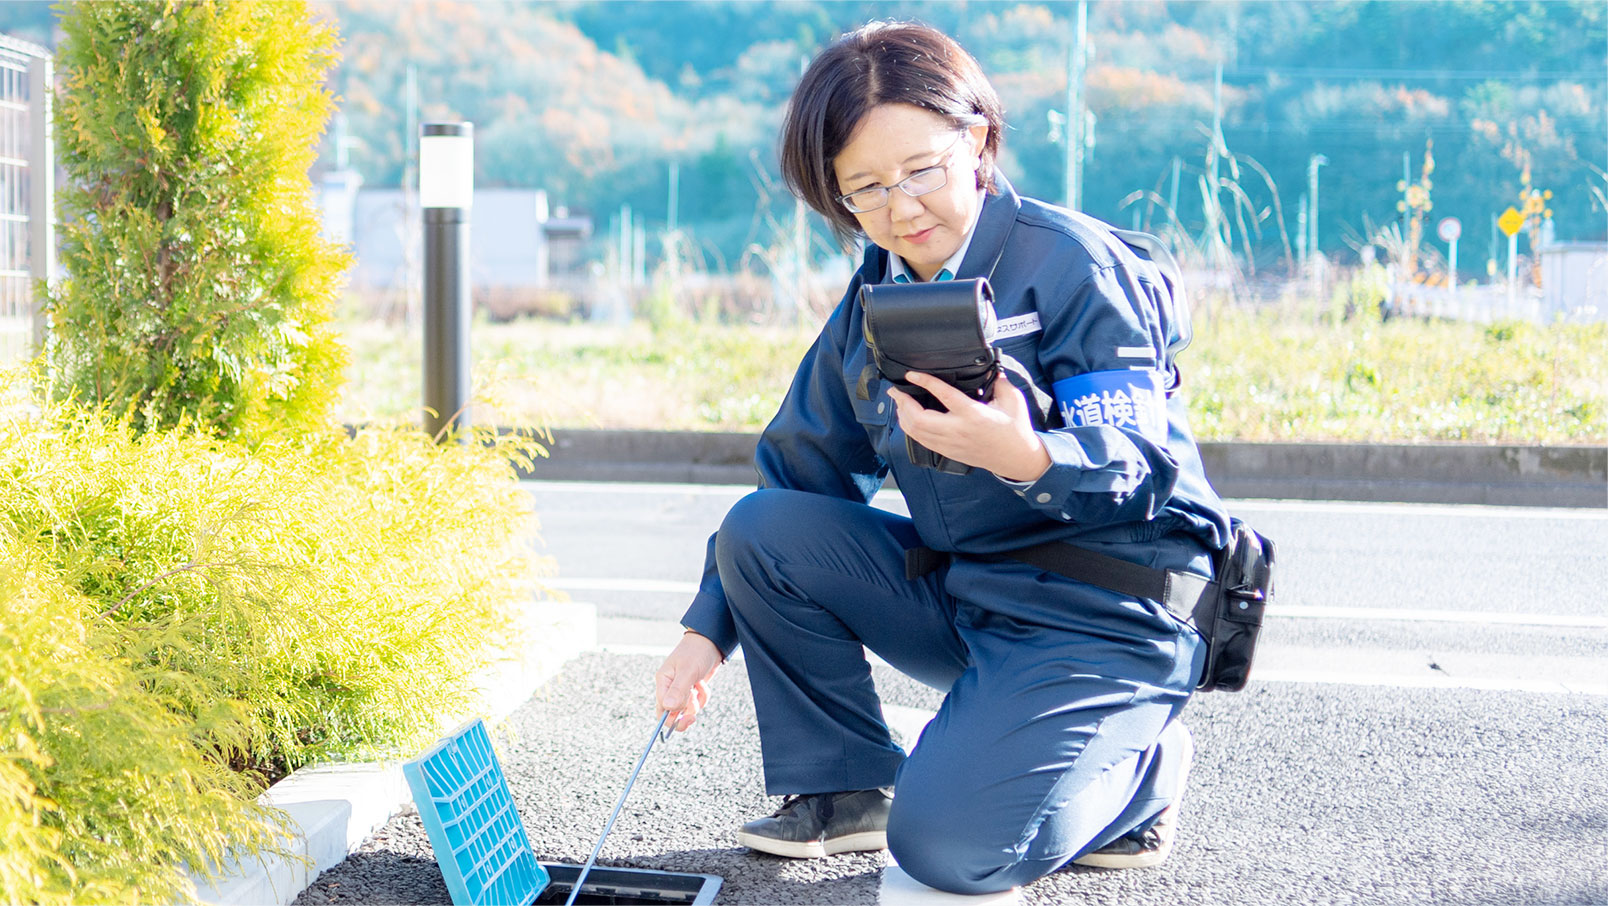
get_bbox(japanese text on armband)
[1051,370,1169,442]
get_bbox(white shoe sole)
[736,829,888,859]
[1073,724,1195,870]
[1071,827,1175,869]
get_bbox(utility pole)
[1400,151,1411,225]
[1296,194,1308,267]
[1167,156,1181,228]
[666,160,679,234]
[404,65,420,325]
[1065,1,1087,211]
[634,221,647,287]
[665,159,681,292]
[1308,154,1328,296]
[1210,61,1223,182]
[1204,61,1223,261]
[1307,154,1328,261]
[793,54,810,311]
[619,204,633,286]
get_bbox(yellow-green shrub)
[48,0,348,439]
[0,539,289,905]
[0,387,551,903]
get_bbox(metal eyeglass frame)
[836,127,979,215]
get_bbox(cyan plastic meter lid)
[402,718,550,906]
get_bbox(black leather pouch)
[1191,520,1277,692]
[859,279,999,473]
[859,278,999,408]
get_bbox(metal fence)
[0,32,53,369]
[1388,282,1546,324]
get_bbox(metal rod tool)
[564,712,673,906]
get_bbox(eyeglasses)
[836,131,971,215]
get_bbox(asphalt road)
[530,481,1608,690]
[295,482,1608,905]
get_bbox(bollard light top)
[420,122,474,208]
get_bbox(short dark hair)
[778,21,1006,247]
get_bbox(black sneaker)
[1073,727,1194,870]
[735,788,893,859]
[1071,805,1178,869]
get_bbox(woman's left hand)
[887,371,1051,483]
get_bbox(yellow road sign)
[1497,206,1525,237]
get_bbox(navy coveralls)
[681,173,1232,895]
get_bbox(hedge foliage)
[48,0,348,438]
[0,536,289,905]
[0,384,552,904]
[7,2,562,901]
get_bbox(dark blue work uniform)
[681,172,1232,894]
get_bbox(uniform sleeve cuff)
[680,590,739,658]
[998,432,1090,503]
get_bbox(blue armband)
[1052,369,1169,443]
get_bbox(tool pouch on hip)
[908,518,1277,692]
[859,278,999,474]
[1191,519,1277,692]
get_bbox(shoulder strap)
[997,352,1054,428]
[1108,227,1192,387]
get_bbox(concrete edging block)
[1197,441,1607,507]
[521,428,1606,508]
[187,599,597,906]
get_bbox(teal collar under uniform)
[889,189,986,283]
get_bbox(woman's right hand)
[655,630,723,732]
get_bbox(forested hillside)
[5,1,1604,273]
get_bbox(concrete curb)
[189,600,598,906]
[1196,441,1606,508]
[519,429,1607,508]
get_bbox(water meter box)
[403,719,721,906]
[534,864,722,906]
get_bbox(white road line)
[1277,605,1608,629]
[553,577,1607,629]
[1253,668,1608,697]
[882,859,1020,904]
[522,479,753,495]
[598,642,1607,696]
[521,481,1606,520]
[521,481,905,509]
[597,642,729,660]
[1226,499,1607,520]
[548,577,701,594]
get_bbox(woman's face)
[832,103,988,281]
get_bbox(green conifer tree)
[49,0,348,437]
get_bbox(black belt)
[905,542,1213,623]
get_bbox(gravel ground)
[296,651,1608,906]
[294,653,936,906]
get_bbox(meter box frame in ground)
[404,718,721,906]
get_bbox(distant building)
[1539,242,1607,322]
[316,174,594,303]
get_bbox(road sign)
[1497,207,1524,237]
[1437,217,1462,242]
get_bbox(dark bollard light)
[421,122,474,441]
